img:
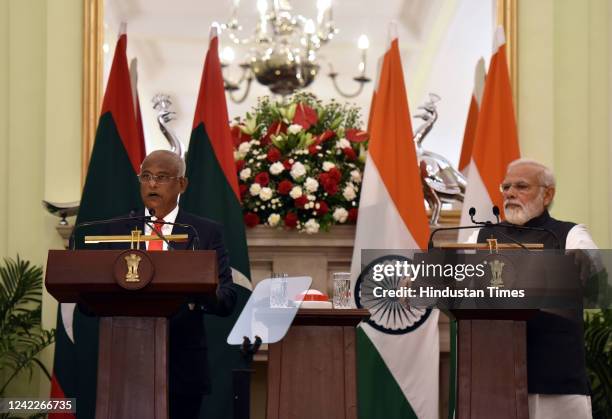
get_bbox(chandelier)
[219,0,371,103]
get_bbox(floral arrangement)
[232,93,369,233]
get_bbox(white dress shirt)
[144,205,179,251]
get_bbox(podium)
[45,249,218,419]
[430,244,579,419]
[266,309,369,419]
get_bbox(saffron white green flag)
[350,35,439,419]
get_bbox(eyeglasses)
[499,182,547,193]
[138,173,180,184]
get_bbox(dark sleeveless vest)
[477,210,590,395]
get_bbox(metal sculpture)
[413,94,466,225]
[152,94,183,156]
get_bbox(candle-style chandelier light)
[219,0,371,103]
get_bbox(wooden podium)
[435,242,546,419]
[451,309,536,419]
[266,308,369,419]
[45,249,218,419]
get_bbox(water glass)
[333,272,352,309]
[269,273,289,308]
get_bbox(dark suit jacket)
[103,208,237,395]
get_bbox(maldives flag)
[458,27,520,241]
[350,37,439,419]
[49,24,145,419]
[179,27,252,419]
[458,57,486,175]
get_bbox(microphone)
[145,208,201,250]
[468,207,531,251]
[492,206,501,223]
[70,211,151,250]
[469,207,477,224]
[427,206,495,250]
[144,208,176,251]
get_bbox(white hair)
[507,158,556,188]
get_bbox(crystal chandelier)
[219,0,371,103]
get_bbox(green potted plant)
[584,309,612,419]
[0,256,55,398]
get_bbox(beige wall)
[519,0,611,248]
[0,0,82,396]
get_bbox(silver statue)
[413,93,466,225]
[152,94,183,156]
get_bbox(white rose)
[307,194,316,201]
[290,162,307,179]
[259,187,273,201]
[239,168,252,181]
[287,124,303,135]
[238,142,251,154]
[304,177,319,193]
[333,207,348,223]
[350,169,362,184]
[249,183,261,196]
[343,184,357,201]
[322,161,336,172]
[289,186,303,199]
[269,162,285,176]
[335,138,350,149]
[268,213,281,227]
[304,218,320,234]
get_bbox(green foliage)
[0,257,55,397]
[584,310,612,419]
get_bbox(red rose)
[324,182,338,196]
[317,201,329,215]
[284,212,298,229]
[318,172,339,195]
[292,103,318,130]
[308,144,319,155]
[230,125,251,147]
[348,208,358,222]
[235,160,245,172]
[244,212,260,228]
[267,147,282,163]
[345,128,369,143]
[239,184,248,197]
[328,167,342,182]
[254,172,270,186]
[343,147,357,161]
[277,180,293,195]
[294,196,308,208]
[282,160,293,170]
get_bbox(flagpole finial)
[118,22,127,37]
[209,22,220,42]
[493,25,506,53]
[387,20,399,46]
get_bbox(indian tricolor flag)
[179,26,252,419]
[458,57,486,175]
[350,36,439,419]
[458,27,520,241]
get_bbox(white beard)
[504,193,545,225]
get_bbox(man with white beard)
[468,158,597,419]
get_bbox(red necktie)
[148,219,165,251]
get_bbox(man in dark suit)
[106,150,237,419]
